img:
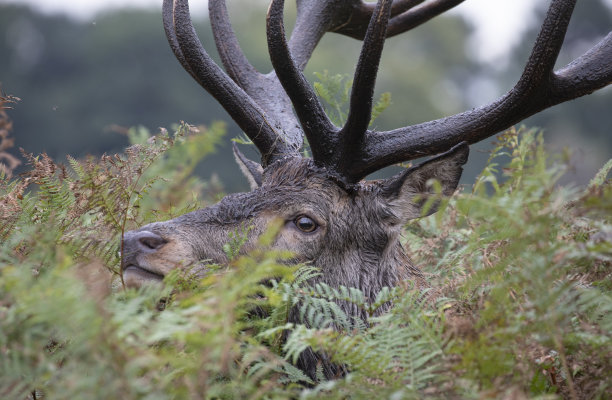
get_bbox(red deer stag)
[122,0,611,379]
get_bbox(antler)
[164,0,469,171]
[267,0,395,179]
[166,0,611,184]
[345,0,612,181]
[163,0,301,166]
[267,0,338,163]
[336,0,393,176]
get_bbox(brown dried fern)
[0,88,21,178]
[1,125,184,283]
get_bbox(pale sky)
[2,0,611,63]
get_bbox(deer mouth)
[123,264,165,283]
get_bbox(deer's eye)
[294,215,318,233]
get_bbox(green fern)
[1,125,610,398]
[313,70,391,127]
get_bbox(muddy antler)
[163,0,300,166]
[166,0,611,183]
[330,0,467,40]
[267,0,338,163]
[347,0,612,181]
[267,0,393,176]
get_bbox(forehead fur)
[207,158,343,224]
[207,156,401,228]
[260,157,396,211]
[262,157,340,188]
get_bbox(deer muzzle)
[121,230,168,287]
[121,226,202,288]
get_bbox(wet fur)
[122,144,469,379]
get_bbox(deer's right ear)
[382,142,469,221]
[232,142,264,190]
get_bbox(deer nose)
[124,230,168,253]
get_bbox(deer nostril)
[138,233,167,250]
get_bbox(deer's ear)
[382,142,469,221]
[232,142,264,190]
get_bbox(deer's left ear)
[382,142,469,221]
[233,142,264,190]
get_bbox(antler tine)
[386,0,466,37]
[353,0,423,15]
[390,0,426,15]
[333,0,464,40]
[287,0,345,70]
[208,0,259,88]
[267,0,339,164]
[553,33,612,99]
[337,0,392,174]
[345,0,611,181]
[162,0,197,81]
[513,0,574,93]
[168,0,294,166]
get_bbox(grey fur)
[121,143,469,379]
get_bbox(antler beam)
[344,0,612,181]
[287,0,466,68]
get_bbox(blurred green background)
[1,0,610,192]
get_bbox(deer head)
[121,0,610,379]
[121,0,611,324]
